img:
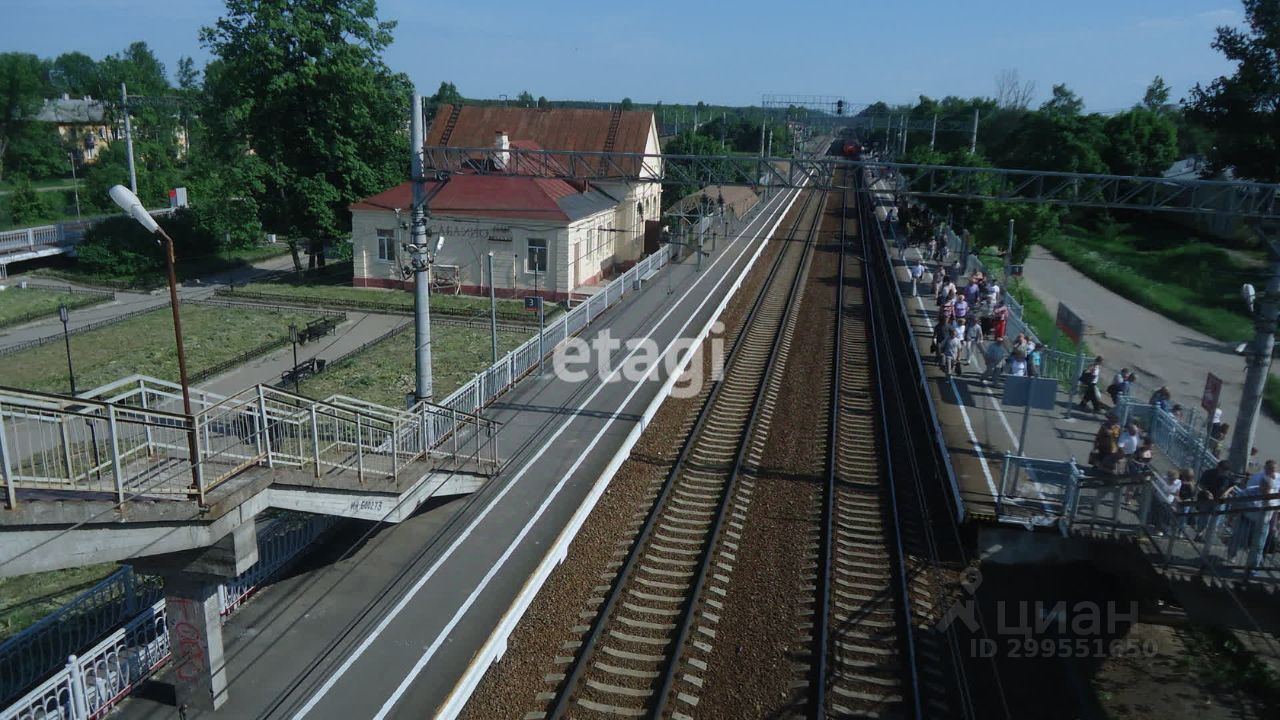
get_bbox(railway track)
[806,185,921,717]
[531,187,827,720]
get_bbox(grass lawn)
[0,563,118,641]
[1037,223,1255,343]
[226,281,561,321]
[5,303,321,393]
[299,324,531,407]
[1006,278,1085,356]
[0,285,109,328]
[1033,221,1280,418]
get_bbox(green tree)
[537,95,549,108]
[431,81,462,106]
[7,124,68,179]
[1040,83,1084,118]
[0,53,51,182]
[620,97,633,111]
[1142,76,1171,111]
[200,0,413,244]
[1102,109,1178,176]
[1188,0,1280,181]
[516,90,534,106]
[50,52,100,97]
[999,111,1107,173]
[9,176,51,226]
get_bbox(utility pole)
[759,119,766,157]
[68,154,81,222]
[409,91,433,404]
[970,108,980,154]
[488,252,498,363]
[901,114,908,154]
[696,202,705,273]
[1005,219,1015,282]
[1229,237,1280,477]
[930,114,938,151]
[121,83,138,195]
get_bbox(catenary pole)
[488,252,498,363]
[410,91,433,403]
[1229,240,1280,476]
[121,83,138,195]
[970,108,980,154]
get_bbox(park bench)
[302,316,340,342]
[281,357,326,386]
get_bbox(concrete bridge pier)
[131,519,259,711]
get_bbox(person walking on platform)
[909,258,926,296]
[963,314,984,368]
[1077,356,1105,414]
[982,338,1007,385]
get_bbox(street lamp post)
[58,304,76,395]
[289,323,300,393]
[109,184,200,489]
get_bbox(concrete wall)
[352,207,618,301]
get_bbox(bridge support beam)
[132,519,258,711]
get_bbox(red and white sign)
[1201,372,1223,413]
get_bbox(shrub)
[77,209,219,277]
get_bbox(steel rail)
[651,177,826,720]
[858,173,924,719]
[545,187,825,720]
[808,182,846,718]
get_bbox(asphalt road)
[1022,244,1280,458]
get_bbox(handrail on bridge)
[1,377,499,511]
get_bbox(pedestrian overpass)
[0,375,499,577]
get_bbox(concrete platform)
[112,186,805,719]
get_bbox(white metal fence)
[0,513,335,720]
[0,209,176,263]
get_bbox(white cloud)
[1197,9,1241,27]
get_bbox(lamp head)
[1242,283,1257,312]
[108,185,159,233]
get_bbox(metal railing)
[996,453,1279,584]
[1,376,499,509]
[0,513,336,720]
[1113,397,1219,476]
[0,209,176,262]
[431,200,763,421]
[0,568,160,706]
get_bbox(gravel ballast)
[458,206,798,720]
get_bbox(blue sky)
[0,0,1242,112]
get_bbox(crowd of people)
[890,195,1278,579]
[1089,412,1279,578]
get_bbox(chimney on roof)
[494,130,510,170]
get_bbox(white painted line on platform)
[905,250,998,499]
[289,187,800,720]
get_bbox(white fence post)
[106,405,125,504]
[67,654,89,720]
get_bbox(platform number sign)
[524,296,543,311]
[1201,373,1223,413]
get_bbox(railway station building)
[350,104,663,302]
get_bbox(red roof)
[428,104,653,154]
[351,175,609,222]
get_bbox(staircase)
[599,107,623,173]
